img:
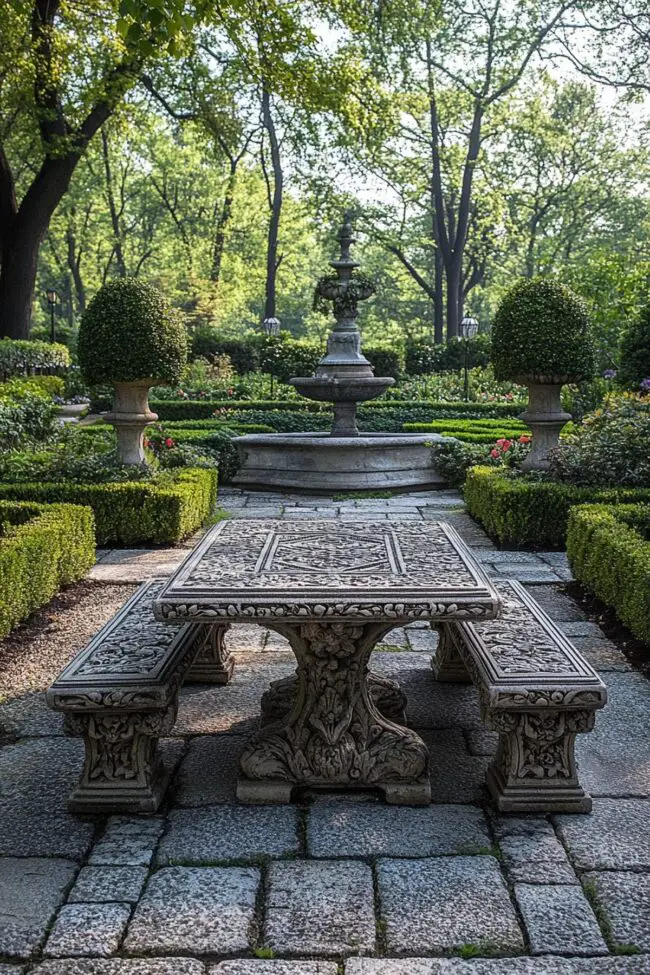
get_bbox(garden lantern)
[262,316,280,337]
[459,316,479,402]
[46,288,58,344]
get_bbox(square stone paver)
[514,884,607,956]
[43,903,131,958]
[344,959,650,973]
[210,965,338,974]
[556,799,650,870]
[265,860,375,956]
[33,962,206,975]
[584,871,650,952]
[174,662,294,735]
[377,856,524,954]
[0,858,77,959]
[308,802,491,858]
[492,818,578,885]
[576,673,650,798]
[67,866,149,903]
[173,735,245,805]
[88,818,165,867]
[157,805,300,864]
[124,866,259,955]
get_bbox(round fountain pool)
[232,431,449,492]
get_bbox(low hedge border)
[567,504,650,642]
[0,468,217,546]
[149,399,525,422]
[0,501,95,639]
[403,419,527,443]
[464,467,650,549]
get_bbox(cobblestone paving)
[1,487,649,973]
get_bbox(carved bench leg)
[185,622,234,684]
[431,624,472,683]
[64,706,176,814]
[485,708,595,814]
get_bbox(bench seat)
[46,580,233,813]
[433,579,607,813]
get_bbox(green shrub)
[549,394,650,487]
[405,335,491,375]
[0,339,71,379]
[0,468,216,546]
[78,279,187,386]
[618,304,650,391]
[0,501,95,639]
[567,504,650,642]
[464,467,650,549]
[0,380,58,449]
[190,331,262,373]
[150,398,523,421]
[364,344,404,380]
[492,278,595,383]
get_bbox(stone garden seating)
[432,579,607,813]
[46,580,233,814]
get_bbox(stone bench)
[46,580,233,814]
[432,579,607,813]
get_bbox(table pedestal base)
[261,671,407,726]
[185,623,234,684]
[239,620,430,805]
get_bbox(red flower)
[490,448,500,459]
[227,388,234,396]
[518,435,531,444]
[165,438,174,448]
[143,439,151,448]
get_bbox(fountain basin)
[291,376,395,402]
[232,432,451,492]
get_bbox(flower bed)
[464,467,650,549]
[0,468,216,546]
[567,504,650,642]
[0,501,95,638]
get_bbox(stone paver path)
[1,486,649,973]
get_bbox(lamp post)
[459,316,479,402]
[46,288,58,343]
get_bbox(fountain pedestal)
[233,214,448,492]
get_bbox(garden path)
[0,487,649,973]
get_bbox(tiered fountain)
[233,215,446,491]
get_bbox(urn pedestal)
[105,381,157,466]
[519,381,571,472]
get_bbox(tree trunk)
[101,127,127,278]
[445,259,462,340]
[261,85,283,322]
[434,247,444,344]
[66,225,86,315]
[211,160,237,284]
[0,232,43,339]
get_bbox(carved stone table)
[153,519,500,804]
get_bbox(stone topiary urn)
[491,279,595,470]
[77,279,187,465]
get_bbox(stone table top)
[153,519,501,624]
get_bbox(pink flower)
[490,448,500,459]
[165,438,174,448]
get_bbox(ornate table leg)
[485,708,595,813]
[238,620,430,805]
[184,622,234,684]
[431,624,472,683]
[63,706,176,813]
[261,671,407,726]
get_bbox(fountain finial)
[337,212,355,264]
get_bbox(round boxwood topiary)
[491,278,594,383]
[78,279,187,387]
[618,304,650,391]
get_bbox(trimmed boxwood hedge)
[0,501,95,639]
[403,419,528,443]
[464,467,650,549]
[0,468,216,546]
[567,504,650,642]
[150,399,524,422]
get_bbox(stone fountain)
[233,215,446,491]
